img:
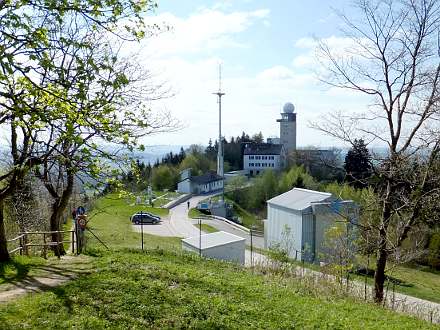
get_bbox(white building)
[243,143,286,176]
[265,188,357,262]
[177,169,223,194]
[182,231,246,265]
[277,102,297,155]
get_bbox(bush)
[428,232,440,270]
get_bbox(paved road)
[133,194,265,247]
[132,194,216,238]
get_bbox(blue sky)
[138,0,370,147]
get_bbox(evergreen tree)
[344,139,372,188]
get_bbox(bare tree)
[312,0,440,302]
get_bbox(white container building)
[182,231,246,265]
[265,188,357,263]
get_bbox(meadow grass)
[0,248,436,329]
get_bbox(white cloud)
[134,10,371,148]
[141,8,270,57]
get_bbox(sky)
[127,0,373,148]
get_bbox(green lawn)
[347,257,440,304]
[84,194,176,251]
[1,194,438,328]
[188,207,207,219]
[200,224,219,233]
[0,249,435,329]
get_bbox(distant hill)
[128,145,189,165]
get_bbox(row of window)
[248,155,275,160]
[248,163,275,168]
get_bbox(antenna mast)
[213,64,225,201]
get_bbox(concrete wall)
[265,204,303,260]
[301,211,315,262]
[182,240,245,265]
[280,120,296,155]
[177,179,192,194]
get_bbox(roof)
[190,171,223,184]
[267,188,332,211]
[243,143,283,155]
[182,231,246,250]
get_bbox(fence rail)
[7,230,75,258]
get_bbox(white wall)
[265,204,303,260]
[177,179,192,194]
[182,240,245,265]
[244,154,282,175]
[280,120,296,154]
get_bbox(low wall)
[211,215,250,233]
[163,193,192,209]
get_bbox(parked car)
[130,212,161,225]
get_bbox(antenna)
[213,63,225,201]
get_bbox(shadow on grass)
[0,258,93,298]
[0,260,31,284]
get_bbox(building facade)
[243,143,285,176]
[265,188,357,263]
[177,169,224,194]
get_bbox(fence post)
[250,227,253,268]
[71,230,75,254]
[24,233,29,256]
[56,231,60,259]
[43,233,47,259]
[19,236,23,256]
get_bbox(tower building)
[277,102,297,155]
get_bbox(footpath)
[0,255,92,303]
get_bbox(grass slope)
[0,249,435,329]
[85,194,177,251]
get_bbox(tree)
[312,0,440,302]
[344,139,372,188]
[152,165,178,191]
[0,0,159,261]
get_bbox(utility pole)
[213,64,225,202]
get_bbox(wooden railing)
[7,230,75,258]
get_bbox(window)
[250,156,254,160]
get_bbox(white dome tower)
[277,102,297,154]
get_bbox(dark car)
[130,212,161,225]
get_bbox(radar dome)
[283,102,295,113]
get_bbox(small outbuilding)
[181,231,246,265]
[265,188,358,263]
[177,168,224,194]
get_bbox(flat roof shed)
[182,231,246,265]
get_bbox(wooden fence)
[7,230,75,258]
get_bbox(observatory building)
[277,102,297,155]
[242,102,297,176]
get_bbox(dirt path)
[0,255,92,303]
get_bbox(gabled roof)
[190,171,223,184]
[267,188,332,211]
[182,231,245,250]
[243,143,283,155]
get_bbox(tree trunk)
[0,199,11,262]
[374,243,387,303]
[49,169,74,256]
[49,199,66,257]
[374,183,392,303]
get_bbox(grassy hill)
[0,249,436,329]
[0,195,438,329]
